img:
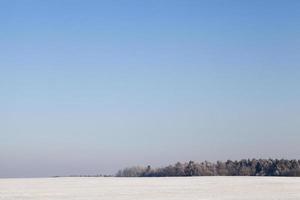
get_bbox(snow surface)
[0,177,300,200]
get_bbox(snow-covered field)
[0,177,299,200]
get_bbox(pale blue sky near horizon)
[1,0,300,178]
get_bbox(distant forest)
[116,159,300,177]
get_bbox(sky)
[0,0,300,178]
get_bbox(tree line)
[116,159,300,177]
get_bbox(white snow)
[0,177,300,200]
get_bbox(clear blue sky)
[1,0,300,178]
